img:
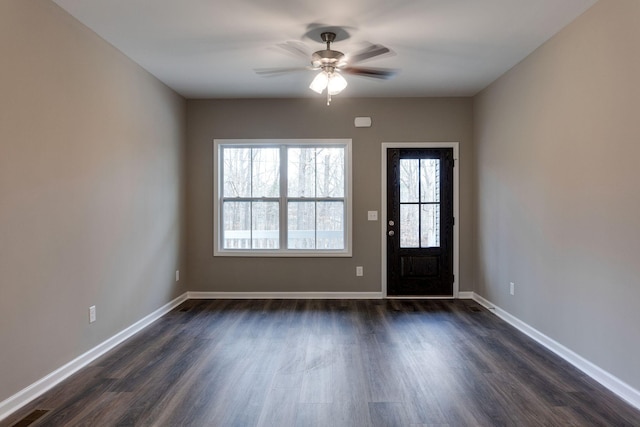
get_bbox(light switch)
[367,211,378,221]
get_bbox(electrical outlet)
[89,305,96,323]
[356,266,364,277]
[510,282,515,295]
[175,270,180,282]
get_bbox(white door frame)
[381,142,460,298]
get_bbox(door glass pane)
[400,159,419,203]
[400,204,419,248]
[288,147,315,197]
[288,202,315,249]
[222,201,251,249]
[252,147,279,198]
[223,148,251,197]
[420,159,440,202]
[421,204,440,247]
[317,202,344,249]
[316,147,345,197]
[252,202,279,249]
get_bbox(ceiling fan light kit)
[310,70,348,104]
[310,32,349,105]
[256,28,396,106]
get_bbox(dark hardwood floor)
[4,299,640,426]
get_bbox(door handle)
[388,230,395,236]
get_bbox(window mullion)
[249,149,253,249]
[280,145,287,249]
[314,148,318,249]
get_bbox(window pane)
[421,204,440,247]
[252,202,279,249]
[288,147,315,197]
[316,147,344,197]
[400,204,419,248]
[222,201,251,249]
[252,148,280,198]
[288,202,315,249]
[400,159,419,203]
[223,148,251,197]
[317,202,344,249]
[420,159,440,202]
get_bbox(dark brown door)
[387,148,454,296]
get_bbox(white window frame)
[214,139,352,257]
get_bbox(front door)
[387,148,454,296]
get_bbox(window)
[399,158,441,248]
[214,139,352,256]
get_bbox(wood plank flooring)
[4,299,640,426]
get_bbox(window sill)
[213,249,352,258]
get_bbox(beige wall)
[0,0,186,403]
[186,98,474,294]
[474,0,640,390]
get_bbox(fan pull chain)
[327,91,331,106]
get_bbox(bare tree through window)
[399,158,440,248]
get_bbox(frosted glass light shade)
[328,73,347,95]
[309,72,329,94]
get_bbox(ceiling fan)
[256,29,396,105]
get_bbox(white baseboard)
[457,291,474,299]
[471,292,640,411]
[187,291,383,300]
[0,292,189,422]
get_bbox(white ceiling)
[52,0,597,99]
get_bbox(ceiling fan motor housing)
[312,32,346,71]
[311,50,345,70]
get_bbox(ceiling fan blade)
[276,41,312,60]
[254,66,314,77]
[347,44,392,64]
[341,67,397,79]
